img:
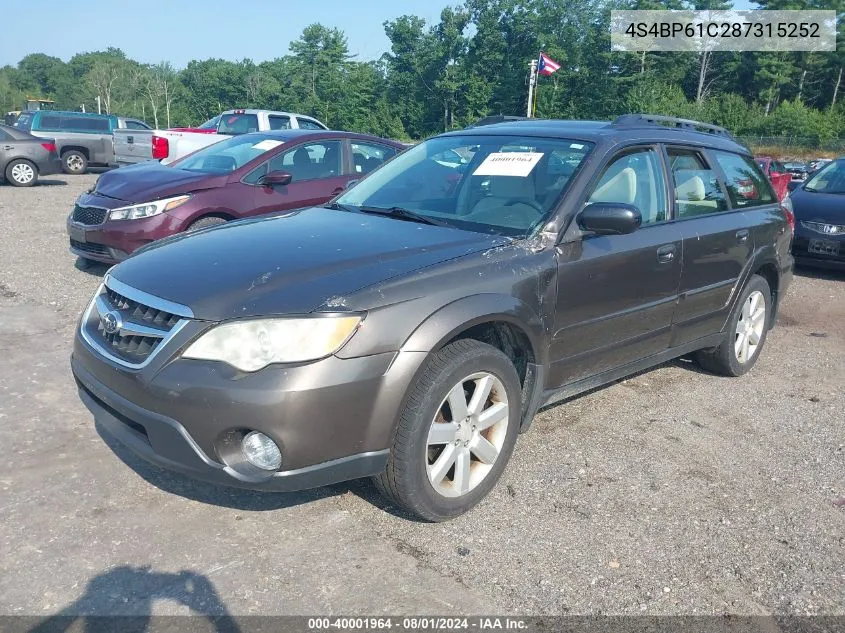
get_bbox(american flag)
[537,52,561,76]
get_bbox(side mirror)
[259,170,292,187]
[578,202,642,235]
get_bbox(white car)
[112,109,327,166]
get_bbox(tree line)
[1,0,843,144]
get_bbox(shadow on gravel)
[95,421,424,521]
[74,258,111,277]
[793,263,845,282]
[26,565,240,632]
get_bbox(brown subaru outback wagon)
[72,115,794,521]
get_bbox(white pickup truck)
[112,109,328,166]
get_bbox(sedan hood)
[110,208,509,320]
[791,187,845,224]
[93,162,226,203]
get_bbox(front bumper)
[72,327,427,491]
[792,232,845,271]
[67,211,185,264]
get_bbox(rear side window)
[268,115,291,130]
[14,113,33,130]
[351,142,398,175]
[713,151,775,208]
[218,113,259,135]
[0,129,10,141]
[296,118,324,130]
[667,149,727,218]
[37,114,63,130]
[38,114,110,133]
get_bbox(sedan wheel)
[734,290,766,364]
[426,372,509,498]
[5,160,37,187]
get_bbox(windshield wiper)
[322,201,358,212]
[356,205,450,227]
[803,186,818,192]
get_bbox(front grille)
[105,287,182,330]
[81,279,189,368]
[70,239,109,256]
[72,204,108,225]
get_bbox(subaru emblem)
[101,310,122,335]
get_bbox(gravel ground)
[0,175,842,617]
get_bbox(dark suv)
[72,115,794,521]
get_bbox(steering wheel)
[504,197,545,214]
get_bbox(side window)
[667,149,727,218]
[270,141,342,182]
[243,161,268,185]
[351,142,397,175]
[38,114,63,131]
[0,129,10,141]
[125,120,149,130]
[268,115,291,130]
[588,148,667,225]
[713,151,775,208]
[296,118,324,130]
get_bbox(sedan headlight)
[182,316,363,372]
[108,194,191,221]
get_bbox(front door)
[251,140,350,216]
[549,146,683,387]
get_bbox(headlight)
[182,316,363,372]
[108,194,191,221]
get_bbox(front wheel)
[374,339,522,522]
[695,274,772,377]
[5,159,38,187]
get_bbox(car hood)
[93,162,225,203]
[109,208,509,320]
[791,188,845,224]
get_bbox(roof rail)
[465,115,531,129]
[612,114,735,138]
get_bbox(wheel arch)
[59,145,90,159]
[399,294,547,428]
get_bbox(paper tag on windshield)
[473,152,543,177]
[252,139,284,151]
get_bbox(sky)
[0,0,456,68]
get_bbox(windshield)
[804,159,845,194]
[335,135,593,236]
[199,115,220,130]
[173,134,284,173]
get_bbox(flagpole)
[526,58,537,118]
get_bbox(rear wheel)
[62,150,88,175]
[374,339,521,522]
[695,274,771,377]
[187,216,227,231]
[5,159,38,187]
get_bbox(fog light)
[241,431,282,470]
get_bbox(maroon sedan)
[67,130,404,263]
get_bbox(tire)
[62,150,88,175]
[374,339,522,522]
[695,274,772,377]
[187,216,227,231]
[4,159,38,187]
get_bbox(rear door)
[247,139,350,216]
[549,145,683,386]
[666,146,755,346]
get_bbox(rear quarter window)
[713,151,775,208]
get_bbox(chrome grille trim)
[801,221,845,235]
[80,274,193,370]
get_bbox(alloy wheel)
[735,290,766,364]
[425,372,509,498]
[11,162,35,184]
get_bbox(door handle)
[656,244,676,263]
[2,145,12,150]
[330,186,345,196]
[736,229,749,243]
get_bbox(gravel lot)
[0,175,843,617]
